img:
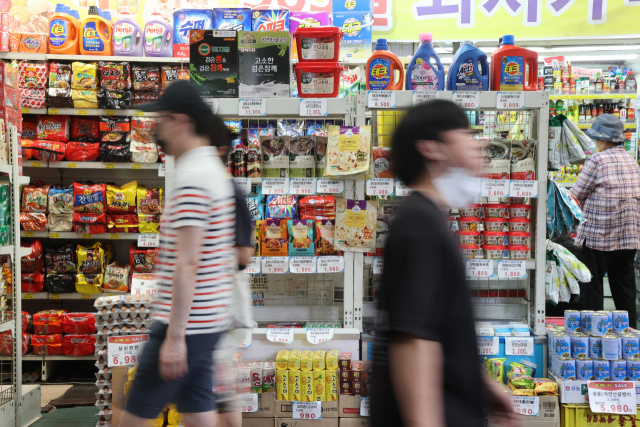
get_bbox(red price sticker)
[452,91,480,109]
[497,92,525,110]
[481,179,509,197]
[107,335,149,367]
[505,337,534,356]
[509,180,538,198]
[239,98,266,116]
[588,382,637,415]
[293,401,322,420]
[465,259,493,278]
[317,256,344,273]
[366,178,394,196]
[367,91,396,109]
[300,99,327,117]
[261,178,289,195]
[317,179,344,194]
[476,337,499,355]
[262,257,289,274]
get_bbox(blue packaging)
[173,9,212,57]
[247,195,265,220]
[332,0,373,12]
[267,195,298,219]
[333,12,373,60]
[251,10,290,31]
[213,8,251,31]
[288,219,315,256]
[446,41,489,91]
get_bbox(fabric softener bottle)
[144,8,173,57]
[447,41,489,91]
[405,32,444,91]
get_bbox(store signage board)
[262,178,289,195]
[203,98,219,114]
[130,274,159,296]
[511,396,539,416]
[137,234,160,248]
[300,99,328,116]
[233,178,252,195]
[373,257,384,275]
[360,398,371,416]
[497,92,525,110]
[306,328,334,344]
[107,335,149,367]
[317,179,344,194]
[452,91,480,109]
[239,98,266,116]
[477,337,499,355]
[266,328,295,344]
[366,178,394,196]
[290,257,317,274]
[239,329,252,347]
[505,337,535,356]
[246,257,261,274]
[588,382,636,415]
[395,180,413,196]
[498,260,527,279]
[465,259,493,277]
[239,393,259,412]
[510,180,539,198]
[317,256,344,273]
[480,179,509,197]
[412,91,438,106]
[262,257,289,274]
[293,401,322,419]
[367,91,396,109]
[290,178,317,195]
[158,164,166,177]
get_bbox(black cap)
[138,80,212,123]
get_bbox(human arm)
[570,157,599,206]
[237,246,254,267]
[484,373,518,426]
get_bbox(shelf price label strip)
[367,91,396,109]
[266,328,295,344]
[300,99,328,117]
[290,257,317,274]
[262,257,289,274]
[498,260,527,279]
[511,396,539,416]
[306,328,333,344]
[453,91,480,109]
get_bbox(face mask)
[596,141,607,152]
[432,167,481,208]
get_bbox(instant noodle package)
[103,262,131,292]
[71,62,98,90]
[106,182,137,214]
[33,310,66,334]
[108,214,139,233]
[65,142,100,162]
[62,313,96,334]
[70,117,100,142]
[74,182,105,214]
[28,140,66,161]
[62,334,96,356]
[137,187,162,215]
[0,332,30,356]
[31,334,62,355]
[129,244,158,273]
[19,61,48,89]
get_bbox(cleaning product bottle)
[490,35,538,91]
[406,33,444,91]
[81,5,113,55]
[102,11,112,21]
[366,39,404,90]
[144,8,173,57]
[48,3,81,55]
[446,41,489,91]
[113,6,143,57]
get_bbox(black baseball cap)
[138,80,212,122]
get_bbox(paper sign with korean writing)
[395,180,413,196]
[498,260,527,279]
[266,328,295,344]
[239,99,266,116]
[317,256,344,273]
[262,178,289,195]
[373,257,384,275]
[367,91,396,109]
[412,91,438,106]
[290,257,317,274]
[130,274,159,296]
[233,178,252,195]
[510,180,539,198]
[511,396,539,416]
[360,398,371,416]
[317,179,344,194]
[481,179,509,197]
[137,234,160,248]
[497,92,525,110]
[366,178,394,196]
[452,91,480,109]
[262,257,289,274]
[239,394,259,413]
[505,337,534,356]
[306,328,334,344]
[108,335,149,367]
[246,257,261,274]
[290,178,317,195]
[588,381,636,415]
[465,259,493,278]
[300,99,328,116]
[477,337,500,355]
[293,401,322,419]
[239,329,252,347]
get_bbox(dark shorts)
[125,323,221,419]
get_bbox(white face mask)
[432,167,481,208]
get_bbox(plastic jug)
[406,33,444,91]
[366,39,403,90]
[81,5,113,55]
[490,35,538,91]
[447,41,489,91]
[144,8,173,57]
[113,6,142,57]
[48,3,80,55]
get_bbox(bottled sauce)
[620,102,627,121]
[611,77,618,92]
[595,73,603,93]
[589,78,595,93]
[613,102,620,118]
[628,100,635,121]
[585,103,592,122]
[625,71,637,94]
[579,103,586,122]
[591,103,597,120]
[605,101,612,115]
[597,102,604,116]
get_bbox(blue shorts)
[125,323,221,419]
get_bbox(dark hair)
[391,100,469,186]
[195,111,232,149]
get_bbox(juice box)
[288,369,301,401]
[288,349,302,370]
[313,370,325,401]
[276,349,290,370]
[301,371,314,402]
[251,9,290,31]
[251,362,263,393]
[313,350,326,370]
[325,369,338,401]
[301,350,313,372]
[263,361,276,392]
[326,349,339,370]
[237,368,251,394]
[276,369,289,400]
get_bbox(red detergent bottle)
[490,35,538,91]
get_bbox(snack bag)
[20,88,46,108]
[76,273,103,294]
[22,271,45,292]
[74,182,106,214]
[103,262,131,293]
[326,126,372,177]
[71,117,100,142]
[65,142,100,162]
[132,65,160,92]
[131,90,159,105]
[160,65,189,90]
[488,358,507,383]
[130,141,159,163]
[71,62,98,90]
[98,88,132,109]
[37,115,71,142]
[261,219,288,256]
[45,273,76,293]
[20,212,47,231]
[77,242,104,275]
[62,313,97,334]
[106,181,137,214]
[30,140,66,161]
[31,334,62,354]
[21,239,43,273]
[137,214,159,233]
[48,213,73,232]
[48,62,72,89]
[21,120,36,140]
[19,61,48,89]
[129,244,158,273]
[33,310,66,334]
[315,220,341,255]
[299,196,335,220]
[98,62,130,91]
[72,89,99,109]
[266,195,297,219]
[47,87,74,108]
[45,243,76,274]
[107,214,139,233]
[62,335,96,356]
[131,117,155,143]
[73,212,107,234]
[335,200,377,252]
[22,183,49,212]
[288,219,314,256]
[48,186,74,214]
[137,187,162,215]
[100,116,131,144]
[100,142,131,163]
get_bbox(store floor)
[32,406,96,427]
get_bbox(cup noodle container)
[508,204,531,219]
[445,216,457,233]
[484,217,508,232]
[484,203,508,218]
[483,245,507,260]
[459,203,483,218]
[459,244,479,259]
[483,231,507,246]
[458,217,481,232]
[457,230,480,245]
[507,231,530,246]
[508,245,530,260]
[508,217,531,233]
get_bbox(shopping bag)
[564,119,597,153]
[563,123,586,163]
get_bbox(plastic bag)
[22,183,50,213]
[77,242,104,275]
[561,264,581,295]
[104,262,131,293]
[45,243,76,274]
[107,214,139,233]
[546,180,555,237]
[100,116,130,144]
[70,117,100,142]
[20,212,47,231]
[130,141,158,163]
[547,240,592,283]
[45,273,76,293]
[48,213,73,232]
[137,187,162,215]
[132,65,160,92]
[98,88,132,109]
[73,212,107,234]
[37,115,70,142]
[564,119,597,153]
[76,273,102,294]
[98,62,130,91]
[100,142,131,163]
[74,182,105,214]
[65,142,100,162]
[544,259,560,304]
[562,122,586,163]
[30,140,66,161]
[553,181,586,225]
[21,239,43,273]
[106,181,137,214]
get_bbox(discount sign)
[588,381,636,415]
[108,335,149,367]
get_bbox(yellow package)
[138,214,160,233]
[276,369,289,400]
[325,369,338,401]
[127,364,138,380]
[313,350,326,371]
[103,243,113,267]
[137,187,163,215]
[288,369,301,401]
[276,349,289,370]
[534,379,558,395]
[288,349,302,370]
[509,384,537,396]
[313,371,325,401]
[326,350,338,370]
[76,273,103,294]
[72,62,98,90]
[301,371,314,402]
[300,351,313,372]
[106,181,137,214]
[146,412,165,427]
[77,242,104,275]
[72,89,99,109]
[167,408,183,425]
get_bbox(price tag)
[50,232,60,239]
[300,99,328,116]
[137,234,160,248]
[505,337,535,356]
[104,110,116,116]
[105,163,115,169]
[239,98,267,116]
[293,401,322,420]
[477,337,500,355]
[367,91,396,109]
[23,231,34,238]
[317,256,344,273]
[203,98,219,114]
[132,164,142,170]
[246,257,261,274]
[107,335,149,367]
[21,107,30,114]
[239,393,258,413]
[262,257,289,274]
[306,328,334,344]
[290,257,317,274]
[290,178,316,195]
[498,260,527,279]
[373,257,384,275]
[49,109,59,115]
[261,178,289,195]
[82,234,92,239]
[110,234,120,240]
[366,178,394,196]
[233,177,252,195]
[497,92,525,110]
[50,293,60,300]
[588,382,637,415]
[130,273,159,296]
[412,91,438,106]
[452,91,481,109]
[511,396,539,416]
[465,259,493,277]
[78,109,88,115]
[239,329,252,347]
[509,180,538,198]
[158,164,166,177]
[395,180,413,196]
[23,293,33,299]
[30,161,42,168]
[360,398,370,417]
[66,162,77,168]
[317,179,344,194]
[266,328,295,344]
[134,110,144,117]
[481,179,510,197]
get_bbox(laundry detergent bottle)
[113,6,142,56]
[447,41,489,91]
[81,5,113,55]
[406,33,444,91]
[144,8,173,57]
[366,39,404,90]
[490,35,538,91]
[48,3,80,55]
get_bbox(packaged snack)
[73,212,107,234]
[47,88,74,108]
[107,214,139,233]
[98,62,130,91]
[129,244,158,273]
[335,200,377,252]
[100,116,130,144]
[132,65,160,92]
[106,181,137,214]
[510,139,536,180]
[261,219,288,256]
[277,119,305,137]
[131,117,155,143]
[31,334,62,354]
[315,220,340,255]
[138,214,160,233]
[253,220,261,255]
[76,273,103,294]
[261,135,289,177]
[288,219,314,256]
[534,378,558,395]
[481,139,511,180]
[247,144,261,177]
[488,358,507,383]
[19,61,48,89]
[62,334,96,356]
[48,62,72,89]
[45,243,76,274]
[22,183,49,212]
[509,375,535,389]
[20,88,46,108]
[48,187,73,214]
[248,121,276,145]
[74,182,106,214]
[299,196,336,220]
[70,117,100,142]
[48,213,73,232]
[266,195,297,219]
[103,262,131,293]
[21,271,45,292]
[72,89,99,109]
[71,62,98,90]
[130,141,158,163]
[20,212,46,231]
[11,34,47,53]
[289,136,315,178]
[306,120,333,137]
[0,332,29,356]
[62,313,97,334]
[326,126,371,177]
[98,89,132,109]
[276,349,289,370]
[137,187,162,215]
[65,142,100,162]
[21,120,36,140]
[160,65,189,90]
[45,273,76,293]
[21,239,43,273]
[247,194,264,220]
[131,91,159,105]
[33,310,66,334]
[77,242,104,275]
[373,147,393,178]
[100,142,131,163]
[37,115,71,142]
[30,140,66,161]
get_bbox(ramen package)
[22,271,45,292]
[21,239,43,273]
[326,126,371,177]
[48,213,73,232]
[73,212,107,234]
[98,88,132,109]
[100,116,130,144]
[20,212,47,231]
[137,187,162,215]
[100,142,131,163]
[48,62,72,89]
[138,214,160,233]
[130,244,158,273]
[47,87,74,108]
[45,273,76,293]
[481,138,512,180]
[77,242,104,275]
[132,65,160,92]
[160,65,189,90]
[261,219,288,256]
[33,310,66,334]
[131,141,158,163]
[267,195,297,219]
[22,183,49,212]
[106,181,137,214]
[21,312,33,333]
[76,273,103,294]
[98,62,130,91]
[21,120,36,140]
[20,88,46,108]
[261,136,289,177]
[71,62,98,90]
[62,313,96,334]
[72,89,99,109]
[107,214,139,233]
[299,196,335,220]
[65,142,100,162]
[131,90,159,105]
[335,200,377,252]
[74,182,105,214]
[104,262,131,293]
[19,61,48,89]
[48,186,73,214]
[62,334,96,356]
[288,219,314,256]
[131,117,155,143]
[71,117,100,142]
[30,140,66,161]
[37,115,71,142]
[45,243,76,274]
[510,139,536,180]
[289,136,315,178]
[316,220,341,255]
[31,334,62,355]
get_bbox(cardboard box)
[551,373,640,404]
[173,9,213,58]
[339,419,370,427]
[276,419,339,427]
[243,418,275,427]
[488,395,559,427]
[338,395,362,417]
[275,400,338,418]
[243,392,276,418]
[189,30,239,97]
[332,0,374,13]
[332,12,373,60]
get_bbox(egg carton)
[119,323,152,335]
[95,390,112,399]
[96,410,112,419]
[95,372,112,381]
[121,294,153,308]
[95,353,108,365]
[95,394,112,405]
[95,377,112,388]
[96,327,124,336]
[95,317,122,328]
[120,305,152,315]
[96,419,112,427]
[95,403,112,412]
[119,313,152,324]
[94,295,125,309]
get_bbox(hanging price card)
[395,180,413,196]
[511,396,539,416]
[239,99,266,116]
[465,259,493,277]
[317,256,344,273]
[239,329,252,347]
[588,382,637,415]
[239,394,259,413]
[293,402,322,420]
[266,328,295,344]
[246,257,261,274]
[290,178,316,195]
[477,337,500,355]
[366,178,394,196]
[203,98,219,114]
[367,91,396,108]
[373,257,384,275]
[262,257,289,274]
[360,398,371,416]
[509,180,538,198]
[317,179,344,194]
[505,337,535,356]
[158,164,166,177]
[452,91,480,109]
[108,335,149,367]
[498,260,527,279]
[233,178,252,195]
[497,92,525,110]
[307,328,334,344]
[300,99,328,116]
[290,257,317,274]
[412,91,438,106]
[481,179,510,197]
[262,178,289,195]
[130,274,159,296]
[137,234,160,248]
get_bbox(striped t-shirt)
[153,145,235,335]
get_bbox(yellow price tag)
[23,293,33,299]
[67,162,77,168]
[132,164,142,169]
[78,110,88,115]
[105,163,116,169]
[50,232,60,239]
[110,234,120,240]
[31,161,42,168]
[49,109,59,115]
[82,234,92,239]
[21,107,30,114]
[105,110,116,116]
[81,294,93,299]
[50,294,60,300]
[134,111,144,117]
[24,231,34,237]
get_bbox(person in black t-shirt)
[371,100,516,427]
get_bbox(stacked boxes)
[276,348,339,401]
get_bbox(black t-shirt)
[233,181,252,249]
[371,192,485,427]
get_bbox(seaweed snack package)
[299,196,336,220]
[33,310,66,334]
[335,200,377,252]
[315,220,341,255]
[131,91,159,105]
[37,115,71,142]
[20,88,46,108]
[71,117,100,142]
[137,187,162,215]
[107,214,139,233]
[48,62,72,89]
[73,212,107,234]
[104,262,131,293]
[106,181,137,214]
[30,140,66,161]
[65,142,100,162]
[138,214,160,233]
[48,214,73,232]
[62,313,96,334]
[98,89,132,109]
[20,212,47,231]
[132,65,160,92]
[21,120,36,140]
[131,117,155,143]
[160,65,189,90]
[288,219,314,256]
[130,141,158,163]
[261,135,289,178]
[76,273,103,294]
[71,62,98,90]
[261,219,288,256]
[72,89,99,109]
[130,244,158,273]
[98,62,129,91]
[326,126,371,177]
[100,142,131,163]
[289,136,315,178]
[74,182,106,214]
[62,335,96,356]
[45,273,76,293]
[77,242,104,275]
[100,116,130,144]
[22,183,49,212]
[267,195,297,219]
[21,239,43,273]
[45,243,76,274]
[21,271,44,292]
[373,147,393,178]
[31,334,62,355]
[19,61,48,89]
[47,88,74,108]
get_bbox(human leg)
[579,245,608,312]
[605,249,637,327]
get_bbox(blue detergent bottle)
[405,32,444,91]
[447,40,489,91]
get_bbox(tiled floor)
[32,406,96,427]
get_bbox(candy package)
[137,187,162,215]
[129,244,158,273]
[30,140,66,161]
[74,182,106,214]
[65,142,100,162]
[45,273,76,293]
[72,89,99,109]
[107,214,139,233]
[19,61,48,89]
[20,212,47,231]
[48,187,74,214]
[48,62,72,89]
[132,65,160,92]
[73,212,107,234]
[45,243,76,274]
[71,117,100,142]
[37,115,71,142]
[106,181,137,214]
[22,183,49,212]
[100,116,130,144]
[71,62,98,90]
[267,195,297,219]
[77,242,104,275]
[104,262,131,293]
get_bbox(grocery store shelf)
[47,54,189,63]
[252,306,342,322]
[0,245,28,257]
[0,53,46,61]
[47,108,158,117]
[252,327,360,340]
[575,122,635,129]
[473,303,528,321]
[216,98,354,118]
[364,256,536,269]
[48,161,160,169]
[0,354,95,361]
[18,292,48,300]
[369,91,549,110]
[21,231,141,240]
[550,94,637,100]
[16,292,102,300]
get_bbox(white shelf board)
[0,53,46,61]
[216,98,353,118]
[364,256,535,269]
[22,160,47,168]
[367,90,549,110]
[251,327,360,340]
[20,108,47,115]
[0,245,13,255]
[14,292,103,300]
[0,165,11,175]
[1,354,95,361]
[48,161,160,169]
[21,231,141,240]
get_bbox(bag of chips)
[129,244,158,273]
[100,116,130,144]
[266,195,297,219]
[76,273,103,294]
[137,187,162,215]
[130,141,158,163]
[45,273,76,293]
[107,214,139,233]
[77,242,104,275]
[160,65,189,90]
[21,271,44,292]
[33,310,66,334]
[47,88,74,108]
[138,214,160,233]
[73,182,105,214]
[48,213,73,232]
[98,88,132,109]
[73,212,107,234]
[20,212,47,231]
[22,183,49,212]
[72,89,99,109]
[65,142,100,162]
[31,334,62,354]
[335,200,377,252]
[132,65,160,92]
[104,262,131,293]
[71,62,98,90]
[299,196,336,220]
[100,142,131,163]
[71,117,100,142]
[37,115,71,142]
[49,62,72,89]
[45,243,76,274]
[19,61,48,89]
[315,220,341,255]
[62,313,96,334]
[20,88,46,108]
[30,140,66,161]
[21,312,33,333]
[21,239,43,273]
[62,334,96,356]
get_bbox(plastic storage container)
[366,39,403,90]
[48,4,81,55]
[113,6,142,56]
[294,63,342,98]
[294,26,342,62]
[406,32,444,91]
[490,35,538,91]
[446,40,489,91]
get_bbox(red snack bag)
[129,244,158,273]
[30,140,67,161]
[20,140,34,159]
[37,115,71,142]
[19,61,48,89]
[20,212,47,231]
[0,332,29,355]
[20,88,46,109]
[107,214,139,233]
[21,312,32,333]
[22,119,36,140]
[62,313,97,334]
[73,182,106,214]
[71,117,100,142]
[62,334,96,356]
[21,183,49,212]
[33,310,66,334]
[31,334,62,355]
[21,239,43,272]
[73,212,107,234]
[21,271,44,292]
[65,142,100,162]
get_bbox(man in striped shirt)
[122,81,235,427]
